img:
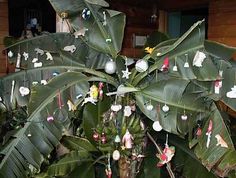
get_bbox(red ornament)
[196,127,202,136]
[93,131,99,142]
[98,82,104,100]
[101,132,106,144]
[160,57,169,71]
[105,168,112,178]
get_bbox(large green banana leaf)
[49,0,125,58]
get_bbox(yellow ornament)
[144,47,154,54]
[90,85,99,100]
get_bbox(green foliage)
[1,0,236,178]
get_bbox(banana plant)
[0,0,236,178]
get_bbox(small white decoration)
[16,53,21,69]
[0,96,2,102]
[63,45,76,53]
[8,51,13,58]
[112,150,120,161]
[124,106,132,117]
[122,68,131,79]
[106,38,112,43]
[146,104,153,111]
[34,62,42,68]
[172,65,178,71]
[181,114,188,121]
[135,59,148,72]
[111,104,122,112]
[162,104,169,112]
[102,11,107,26]
[32,58,38,63]
[105,60,116,74]
[215,71,223,94]
[35,48,44,55]
[67,100,76,111]
[184,62,189,68]
[41,80,47,85]
[152,121,163,131]
[19,86,30,96]
[23,52,29,60]
[215,134,228,148]
[193,51,206,67]
[74,27,88,38]
[226,85,236,98]
[32,81,39,85]
[76,94,83,99]
[156,53,162,56]
[46,52,53,60]
[114,135,121,143]
[10,80,15,103]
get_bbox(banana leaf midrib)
[132,45,204,86]
[139,92,205,112]
[84,2,117,58]
[1,65,118,87]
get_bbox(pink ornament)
[93,131,99,142]
[196,127,202,136]
[160,57,169,71]
[156,145,175,167]
[101,132,106,144]
[47,116,54,122]
[122,129,133,149]
[105,168,112,178]
[98,82,104,100]
[206,120,213,148]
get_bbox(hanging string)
[57,90,63,109]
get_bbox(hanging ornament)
[193,51,206,67]
[63,45,76,53]
[98,82,104,100]
[93,131,99,142]
[226,85,236,98]
[102,11,107,26]
[101,132,107,144]
[181,107,188,120]
[152,121,162,131]
[41,80,47,85]
[105,59,116,74]
[46,52,53,60]
[67,100,77,111]
[23,52,29,60]
[122,68,131,79]
[114,135,121,143]
[122,129,133,149]
[47,116,54,122]
[74,27,89,38]
[135,59,148,72]
[162,104,169,112]
[106,38,112,43]
[32,58,38,63]
[105,165,112,178]
[8,50,13,58]
[53,71,59,76]
[32,81,38,85]
[82,8,91,20]
[160,57,169,71]
[130,100,136,111]
[206,120,213,148]
[16,53,21,70]
[82,84,99,105]
[34,62,43,68]
[173,57,178,71]
[124,106,132,117]
[35,48,44,56]
[76,94,83,99]
[112,150,120,160]
[146,103,153,111]
[184,54,189,68]
[214,70,223,94]
[19,86,30,96]
[144,47,154,54]
[215,134,228,148]
[111,104,122,112]
[10,80,15,103]
[196,124,202,136]
[156,134,175,167]
[27,131,32,137]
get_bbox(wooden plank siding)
[0,0,9,76]
[208,0,236,51]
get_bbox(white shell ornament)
[193,51,206,67]
[114,135,121,143]
[135,59,148,72]
[172,65,178,71]
[63,45,76,53]
[184,62,189,68]
[112,150,120,161]
[146,104,153,111]
[124,106,132,117]
[8,51,13,58]
[152,121,163,131]
[162,104,169,112]
[105,60,116,74]
[19,86,30,96]
[181,114,188,121]
[226,85,236,98]
[111,104,122,112]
